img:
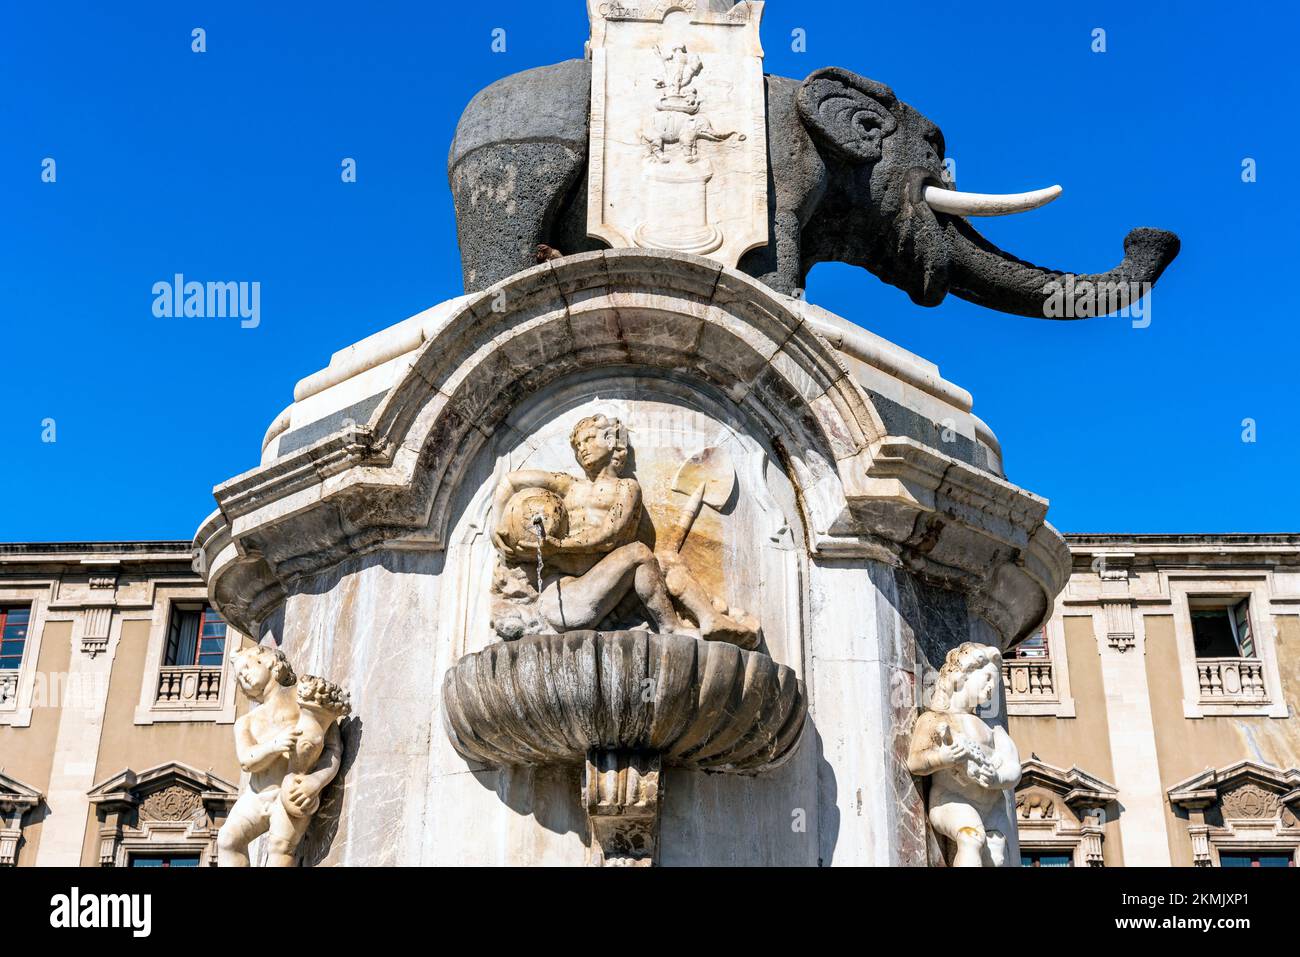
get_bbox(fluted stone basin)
[442,630,807,773]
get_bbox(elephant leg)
[551,166,608,261]
[738,206,804,297]
[449,141,586,292]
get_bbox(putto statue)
[653,43,702,104]
[489,414,759,648]
[217,646,351,867]
[908,642,1022,867]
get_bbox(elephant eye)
[853,114,883,139]
[833,103,885,138]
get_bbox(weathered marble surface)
[485,412,762,647]
[197,252,1069,650]
[257,535,1004,865]
[443,630,805,770]
[586,0,768,267]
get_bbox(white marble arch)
[198,251,1066,651]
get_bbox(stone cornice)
[1168,761,1300,811]
[195,250,1068,645]
[87,761,238,815]
[0,770,42,810]
[1066,533,1300,567]
[1066,533,1300,547]
[0,542,194,566]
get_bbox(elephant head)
[795,68,1180,318]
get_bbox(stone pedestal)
[634,161,721,254]
[584,750,660,866]
[195,250,1069,866]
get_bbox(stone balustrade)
[1196,657,1266,702]
[1003,659,1056,699]
[156,665,222,706]
[0,671,16,706]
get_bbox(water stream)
[530,512,546,595]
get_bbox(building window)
[0,770,42,866]
[164,605,227,667]
[130,853,201,868]
[1191,597,1254,658]
[1004,626,1057,702]
[1015,759,1118,866]
[87,762,238,866]
[1168,761,1300,865]
[1021,851,1073,867]
[1008,626,1048,659]
[0,607,31,671]
[1170,580,1286,718]
[1189,596,1265,703]
[1219,852,1294,868]
[155,605,229,708]
[137,589,241,724]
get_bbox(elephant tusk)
[922,184,1063,217]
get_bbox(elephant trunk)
[943,218,1181,319]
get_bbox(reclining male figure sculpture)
[489,414,759,649]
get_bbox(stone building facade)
[1008,534,1300,867]
[0,542,250,867]
[1,533,1295,866]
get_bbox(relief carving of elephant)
[448,59,1179,319]
[641,110,742,164]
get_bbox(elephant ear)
[797,67,899,163]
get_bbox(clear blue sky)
[1,1,1296,541]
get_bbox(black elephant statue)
[448,59,1179,319]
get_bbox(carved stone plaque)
[139,784,202,822]
[586,0,769,267]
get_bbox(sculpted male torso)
[489,415,758,647]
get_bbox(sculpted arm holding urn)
[490,469,574,559]
[489,415,684,636]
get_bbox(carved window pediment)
[1168,761,1300,820]
[0,770,43,866]
[1019,757,1119,815]
[86,761,237,867]
[1167,761,1300,866]
[1015,758,1119,867]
